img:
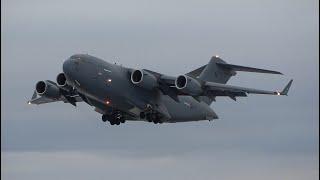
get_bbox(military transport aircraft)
[28,54,292,125]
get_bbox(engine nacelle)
[131,69,158,90]
[35,80,61,99]
[56,73,73,91]
[175,75,203,96]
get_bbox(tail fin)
[190,56,235,105]
[193,56,283,83]
[198,56,235,84]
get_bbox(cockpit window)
[70,55,80,59]
[70,55,90,63]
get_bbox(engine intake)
[175,75,203,95]
[35,80,61,99]
[56,73,72,91]
[131,69,158,90]
[57,73,67,86]
[131,70,143,84]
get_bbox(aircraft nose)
[63,58,72,74]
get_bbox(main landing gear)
[140,111,163,124]
[102,111,125,125]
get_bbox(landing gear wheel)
[151,113,157,120]
[146,113,152,121]
[139,112,146,119]
[102,115,107,122]
[155,114,162,124]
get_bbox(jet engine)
[175,75,203,96]
[131,69,158,90]
[35,80,61,99]
[56,73,73,91]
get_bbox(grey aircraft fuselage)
[63,54,217,123]
[30,53,292,125]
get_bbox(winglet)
[280,79,293,96]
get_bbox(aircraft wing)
[28,90,83,106]
[199,79,292,101]
[140,69,292,101]
[202,80,292,100]
[205,80,293,96]
[141,69,180,101]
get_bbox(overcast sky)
[1,0,319,179]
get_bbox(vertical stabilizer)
[194,56,235,105]
[198,56,235,84]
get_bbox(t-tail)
[186,56,285,104]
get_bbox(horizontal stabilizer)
[216,62,283,75]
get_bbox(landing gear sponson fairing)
[28,54,292,125]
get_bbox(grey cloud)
[2,151,318,180]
